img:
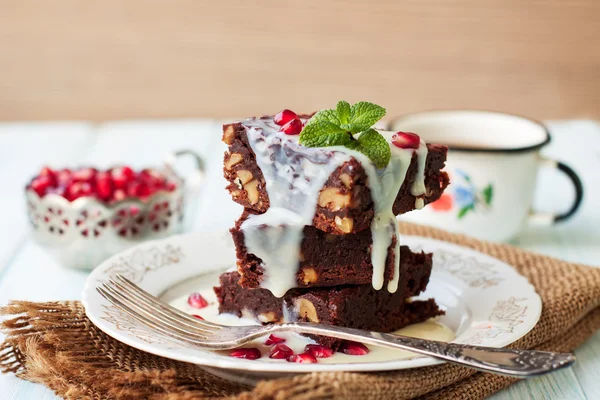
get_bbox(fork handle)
[279,323,575,377]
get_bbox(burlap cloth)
[1,223,600,399]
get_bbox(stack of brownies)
[214,106,449,350]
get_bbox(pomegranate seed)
[95,171,113,200]
[287,352,317,363]
[113,189,126,202]
[305,344,334,358]
[274,109,298,126]
[67,182,93,201]
[339,341,370,356]
[111,166,135,189]
[192,314,204,320]
[127,181,151,198]
[29,176,53,197]
[230,348,261,360]
[72,167,97,182]
[165,181,178,192]
[48,185,67,197]
[39,167,57,184]
[280,118,303,135]
[187,292,209,309]
[269,344,294,359]
[57,169,72,186]
[140,169,165,187]
[264,334,286,345]
[391,132,421,149]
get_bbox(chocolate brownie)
[231,211,433,290]
[222,118,449,235]
[214,271,444,350]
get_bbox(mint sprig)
[299,101,390,168]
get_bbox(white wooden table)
[0,119,598,399]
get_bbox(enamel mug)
[389,110,583,242]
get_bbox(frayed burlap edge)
[0,301,252,400]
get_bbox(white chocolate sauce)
[241,119,351,297]
[240,117,428,296]
[168,287,454,363]
[411,142,429,209]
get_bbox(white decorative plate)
[82,231,541,382]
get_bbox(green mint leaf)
[299,121,352,147]
[343,123,370,134]
[336,101,351,124]
[349,101,386,131]
[354,128,391,169]
[299,101,391,168]
[305,109,340,126]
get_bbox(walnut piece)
[225,153,243,170]
[334,216,354,233]
[318,187,351,211]
[295,298,319,323]
[301,267,317,284]
[236,170,253,185]
[244,180,260,204]
[223,125,235,145]
[258,312,279,323]
[339,173,353,188]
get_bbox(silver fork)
[97,274,575,378]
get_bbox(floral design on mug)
[454,170,493,219]
[430,193,453,212]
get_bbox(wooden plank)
[490,367,587,400]
[573,332,600,400]
[1,1,600,121]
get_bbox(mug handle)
[528,158,583,225]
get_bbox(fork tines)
[97,274,222,347]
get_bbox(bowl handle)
[163,149,205,189]
[163,150,205,231]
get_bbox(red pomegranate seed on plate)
[230,348,261,360]
[29,176,53,197]
[391,132,421,149]
[280,118,303,135]
[192,314,204,320]
[264,334,286,345]
[339,341,370,355]
[274,109,298,126]
[269,344,294,359]
[187,292,209,309]
[305,344,334,358]
[287,352,317,363]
